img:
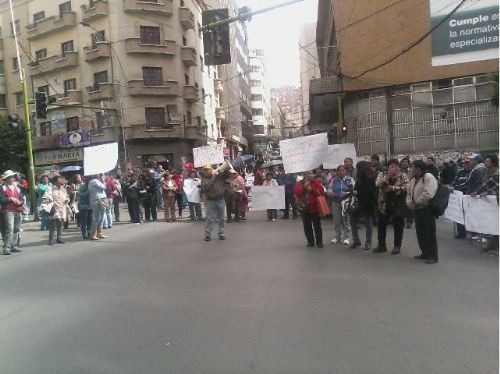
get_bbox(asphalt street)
[0,211,498,374]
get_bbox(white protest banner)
[183,179,201,204]
[251,185,285,211]
[84,142,118,176]
[193,144,224,168]
[463,195,499,235]
[444,190,465,225]
[279,133,328,174]
[323,144,357,170]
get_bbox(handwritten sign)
[183,178,201,204]
[444,190,464,225]
[251,185,285,210]
[463,195,499,235]
[193,144,224,168]
[279,133,328,174]
[323,144,358,170]
[84,142,118,176]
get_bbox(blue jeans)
[350,211,373,244]
[102,198,113,228]
[90,200,106,232]
[204,198,226,238]
[2,211,21,250]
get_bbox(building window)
[93,71,108,89]
[250,80,260,87]
[251,94,263,101]
[95,112,104,133]
[0,62,3,75]
[33,11,45,23]
[61,40,74,57]
[201,88,205,102]
[200,56,204,71]
[197,116,201,127]
[252,108,263,116]
[38,85,50,97]
[145,107,165,128]
[66,116,79,132]
[15,92,22,106]
[10,20,20,35]
[40,122,51,136]
[180,0,185,6]
[12,57,18,71]
[250,65,260,72]
[142,67,163,86]
[140,26,160,44]
[0,94,6,108]
[63,78,76,96]
[59,1,72,15]
[198,23,202,38]
[186,110,192,126]
[184,74,189,85]
[182,36,187,46]
[91,30,105,46]
[35,49,47,61]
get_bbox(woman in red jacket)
[294,171,324,248]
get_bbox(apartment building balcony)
[124,0,173,16]
[183,85,199,102]
[179,7,195,29]
[125,38,176,55]
[240,100,252,117]
[214,79,223,93]
[216,107,225,120]
[26,12,77,40]
[86,83,114,101]
[81,0,109,22]
[29,52,79,76]
[124,123,183,140]
[185,126,206,141]
[181,46,197,66]
[128,80,179,96]
[83,42,111,62]
[56,89,82,105]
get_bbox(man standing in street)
[277,168,297,219]
[426,156,440,181]
[407,160,439,264]
[344,157,357,179]
[88,174,108,240]
[0,170,23,255]
[201,165,227,241]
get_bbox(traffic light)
[341,122,347,137]
[35,91,47,119]
[202,8,231,66]
[7,114,19,128]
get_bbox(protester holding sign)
[263,171,279,221]
[407,160,438,264]
[327,165,354,246]
[294,171,324,248]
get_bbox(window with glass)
[40,122,51,136]
[15,92,22,106]
[140,26,160,44]
[91,30,105,46]
[38,85,49,97]
[145,108,165,128]
[197,116,201,127]
[61,40,74,57]
[186,110,192,126]
[12,57,18,71]
[10,20,20,35]
[63,78,76,96]
[0,94,6,108]
[142,67,163,86]
[252,108,263,116]
[0,62,4,75]
[93,71,108,87]
[33,11,45,23]
[66,117,79,132]
[251,94,263,101]
[35,49,47,61]
[59,1,72,15]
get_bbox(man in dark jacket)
[201,165,227,241]
[426,156,440,181]
[464,154,487,195]
[277,170,297,219]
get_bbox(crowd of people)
[0,152,498,262]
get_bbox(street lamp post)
[8,0,37,219]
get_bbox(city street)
[0,212,497,374]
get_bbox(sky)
[242,0,318,88]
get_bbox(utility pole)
[8,0,37,219]
[200,0,304,32]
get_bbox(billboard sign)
[430,0,499,66]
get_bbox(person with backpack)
[406,160,439,264]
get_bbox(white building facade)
[249,49,271,138]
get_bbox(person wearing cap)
[0,170,23,254]
[162,171,178,222]
[449,157,473,239]
[425,156,440,181]
[263,171,279,221]
[36,175,52,231]
[201,164,227,241]
[464,154,487,195]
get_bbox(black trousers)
[302,211,322,245]
[283,190,297,218]
[130,198,141,223]
[176,193,184,217]
[143,194,157,221]
[414,206,438,261]
[378,212,404,247]
[113,197,120,221]
[456,223,467,238]
[79,208,92,239]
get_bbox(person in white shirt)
[263,171,278,221]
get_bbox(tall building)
[271,85,303,138]
[249,49,271,139]
[312,0,499,156]
[298,22,321,133]
[0,0,213,170]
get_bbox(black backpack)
[425,173,450,217]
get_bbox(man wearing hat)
[201,164,227,241]
[0,170,23,255]
[464,154,487,195]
